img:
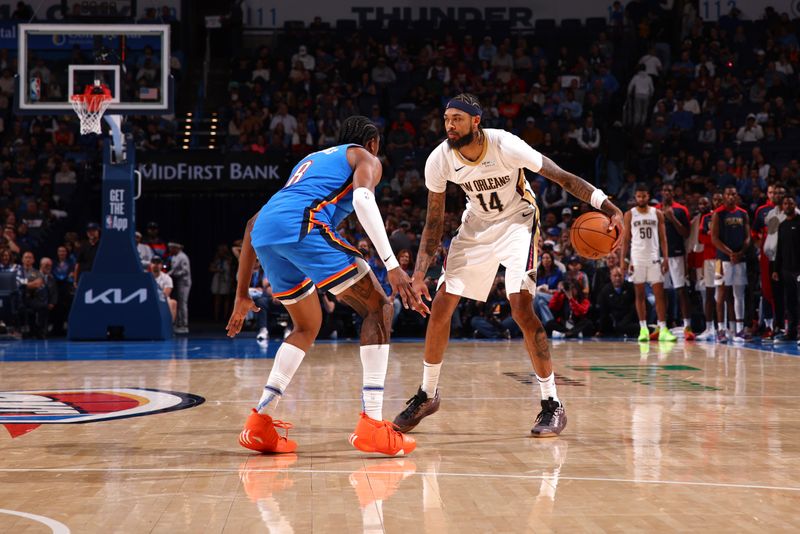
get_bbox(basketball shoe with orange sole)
[349,413,416,456]
[239,409,297,453]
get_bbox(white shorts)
[719,260,747,286]
[441,208,537,301]
[702,259,717,289]
[663,256,686,289]
[631,259,663,285]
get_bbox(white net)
[70,94,112,135]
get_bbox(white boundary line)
[0,509,70,534]
[0,467,797,493]
[205,395,800,403]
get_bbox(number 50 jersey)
[425,129,543,221]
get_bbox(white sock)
[257,343,305,413]
[733,285,745,322]
[657,321,667,330]
[766,318,774,329]
[536,372,559,403]
[717,322,726,332]
[360,344,389,420]
[683,318,691,328]
[422,362,442,396]
[639,320,647,328]
[735,321,744,332]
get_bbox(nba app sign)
[0,388,204,438]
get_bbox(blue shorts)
[254,228,367,304]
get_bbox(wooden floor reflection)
[1,338,799,532]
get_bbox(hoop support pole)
[104,114,125,162]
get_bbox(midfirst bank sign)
[138,162,282,181]
[137,152,291,190]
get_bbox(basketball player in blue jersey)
[226,116,427,456]
[711,185,751,343]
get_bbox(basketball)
[569,212,618,259]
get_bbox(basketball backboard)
[17,24,172,115]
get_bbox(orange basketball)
[569,212,618,259]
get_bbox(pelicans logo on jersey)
[0,388,205,438]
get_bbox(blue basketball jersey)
[251,144,358,247]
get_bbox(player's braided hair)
[338,115,379,147]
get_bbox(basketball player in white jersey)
[392,93,623,437]
[621,183,676,342]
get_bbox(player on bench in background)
[622,183,676,343]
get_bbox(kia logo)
[84,288,148,304]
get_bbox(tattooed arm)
[413,190,446,300]
[539,155,621,219]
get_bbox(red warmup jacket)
[549,291,590,319]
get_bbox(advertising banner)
[137,151,291,192]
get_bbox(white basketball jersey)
[630,206,661,263]
[425,129,541,221]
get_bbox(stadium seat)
[463,20,486,39]
[488,20,512,42]
[282,20,305,30]
[534,18,557,40]
[534,18,556,31]
[388,18,409,36]
[413,20,436,33]
[362,19,384,36]
[438,19,459,34]
[561,18,583,33]
[335,19,357,32]
[585,17,607,34]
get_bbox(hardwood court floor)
[1,337,799,533]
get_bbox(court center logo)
[0,388,204,438]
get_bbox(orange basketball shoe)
[349,413,417,456]
[239,409,297,453]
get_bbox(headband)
[446,99,482,117]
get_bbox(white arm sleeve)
[496,131,543,173]
[352,187,399,270]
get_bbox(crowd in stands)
[0,3,185,336]
[3,1,800,341]
[225,2,800,340]
[0,214,192,338]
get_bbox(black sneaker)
[392,387,441,433]
[531,398,567,438]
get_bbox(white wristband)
[590,189,608,210]
[352,187,399,270]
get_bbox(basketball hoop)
[70,83,113,135]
